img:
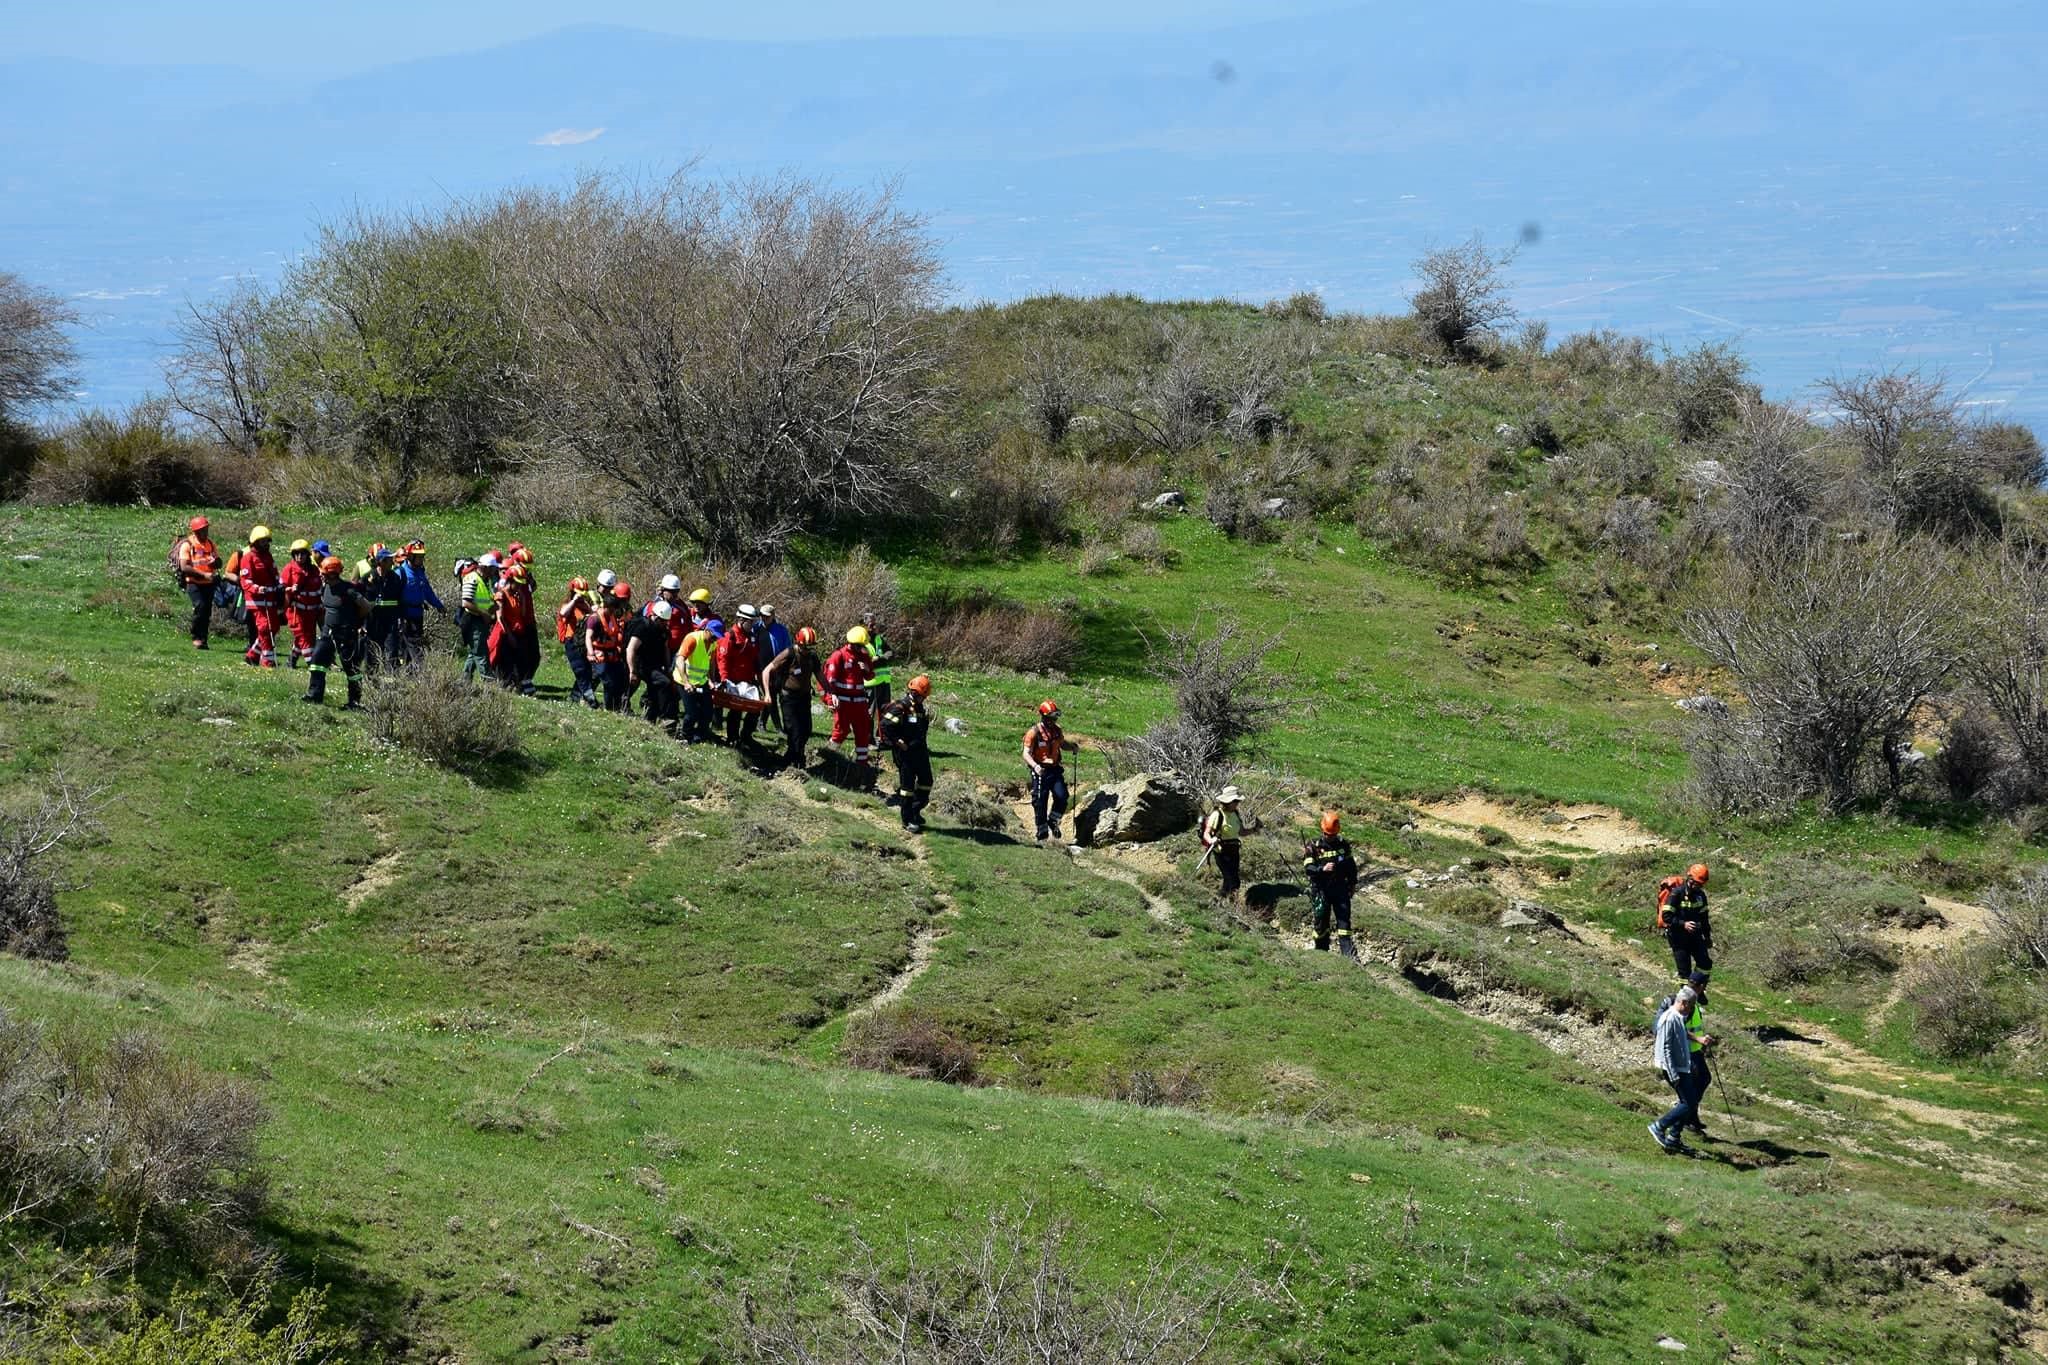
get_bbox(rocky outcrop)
[1074,772,1200,847]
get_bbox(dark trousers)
[871,682,891,713]
[1030,765,1069,837]
[1312,887,1353,948]
[185,584,213,643]
[893,748,933,828]
[305,628,364,705]
[1669,931,1713,979]
[680,686,713,742]
[461,613,486,677]
[1212,840,1242,898]
[777,690,811,764]
[1655,1068,1703,1138]
[1687,1052,1712,1130]
[563,638,594,703]
[641,677,678,731]
[599,661,629,712]
[724,700,759,746]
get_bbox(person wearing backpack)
[1657,863,1713,979]
[171,516,221,649]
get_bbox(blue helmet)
[312,540,330,556]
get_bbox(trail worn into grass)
[1418,794,1664,855]
[342,811,403,911]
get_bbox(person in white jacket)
[1648,986,1700,1153]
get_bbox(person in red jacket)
[279,539,324,668]
[237,525,283,669]
[488,563,540,694]
[711,603,766,746]
[586,584,632,712]
[822,625,878,771]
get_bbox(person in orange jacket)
[279,539,324,668]
[488,562,540,694]
[1023,699,1079,841]
[557,577,598,706]
[172,515,221,649]
[237,525,283,669]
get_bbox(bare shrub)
[22,400,254,508]
[1104,1065,1203,1108]
[1935,705,2007,804]
[0,777,105,962]
[940,429,1073,556]
[255,449,475,511]
[1960,545,2048,801]
[491,172,942,562]
[928,775,1010,833]
[1111,318,1222,454]
[1359,461,1536,581]
[1903,944,2016,1057]
[1753,927,1895,988]
[0,1010,267,1257]
[1203,484,1275,543]
[1969,420,2046,488]
[842,1008,977,1084]
[1710,398,1824,562]
[1683,535,1964,811]
[1664,340,1755,443]
[905,587,1079,676]
[164,283,277,454]
[1821,369,1995,539]
[1125,619,1286,794]
[731,1207,1239,1364]
[1985,868,2048,974]
[0,271,77,421]
[361,654,522,771]
[1020,330,1089,445]
[1075,542,1116,577]
[1599,495,1660,562]
[1262,290,1326,324]
[1408,236,1517,358]
[1551,329,1655,379]
[486,456,645,528]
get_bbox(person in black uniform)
[878,673,935,832]
[302,556,369,709]
[360,544,403,670]
[1303,810,1361,956]
[625,599,679,734]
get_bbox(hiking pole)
[1713,1065,1740,1141]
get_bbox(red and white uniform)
[822,643,876,761]
[238,546,282,667]
[280,556,323,663]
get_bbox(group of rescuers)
[172,518,1723,1125]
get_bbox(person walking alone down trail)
[173,516,221,650]
[1023,699,1078,842]
[1303,810,1359,955]
[880,674,935,832]
[1659,863,1714,980]
[1201,786,1248,901]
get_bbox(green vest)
[677,630,715,687]
[867,631,892,685]
[1687,1003,1705,1054]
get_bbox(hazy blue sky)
[3,0,1372,73]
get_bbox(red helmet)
[611,583,633,601]
[568,576,589,592]
[795,626,817,646]
[513,546,533,565]
[1038,699,1060,718]
[188,515,209,532]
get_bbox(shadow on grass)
[929,825,1024,849]
[260,1216,417,1357]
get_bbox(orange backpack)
[1654,875,1685,930]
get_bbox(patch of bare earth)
[1418,795,1664,856]
[342,812,402,911]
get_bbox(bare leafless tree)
[1960,545,2048,800]
[1820,368,1992,538]
[1110,318,1221,454]
[1683,535,1964,811]
[0,271,78,420]
[489,173,943,562]
[1124,618,1288,793]
[1020,329,1089,445]
[1408,236,1517,358]
[164,281,276,453]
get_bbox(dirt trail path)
[1418,796,1664,856]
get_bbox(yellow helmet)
[688,587,712,604]
[248,524,272,544]
[847,625,870,646]
[288,538,311,553]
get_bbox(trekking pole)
[1713,1065,1740,1140]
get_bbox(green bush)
[21,400,252,508]
[361,655,523,772]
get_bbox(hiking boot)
[1686,1121,1711,1139]
[1339,937,1358,959]
[1648,1123,1681,1154]
[299,692,323,705]
[1314,937,1331,951]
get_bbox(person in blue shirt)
[757,605,793,734]
[394,540,447,661]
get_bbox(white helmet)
[596,568,618,589]
[477,551,501,568]
[737,603,758,620]
[659,573,683,593]
[651,599,675,620]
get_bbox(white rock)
[944,717,968,735]
[1655,1339,1688,1353]
[1259,497,1289,517]
[1148,491,1187,512]
[201,717,235,727]
[1495,422,1517,438]
[1405,878,1421,889]
[14,554,40,563]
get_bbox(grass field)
[3,502,2046,1362]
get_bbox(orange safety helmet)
[188,515,209,532]
[795,626,817,646]
[1321,810,1342,836]
[404,539,426,557]
[513,546,533,565]
[907,674,932,697]
[1689,862,1711,885]
[568,576,589,592]
[318,555,344,575]
[1038,699,1060,718]
[611,582,633,600]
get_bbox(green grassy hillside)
[4,488,2046,1362]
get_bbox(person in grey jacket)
[1648,986,1700,1153]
